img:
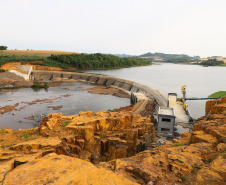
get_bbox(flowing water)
[82,63,226,119]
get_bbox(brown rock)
[138,128,146,136]
[75,139,85,149]
[167,153,202,175]
[190,131,218,146]
[14,153,43,167]
[79,111,94,117]
[46,118,58,130]
[209,156,226,175]
[67,126,94,150]
[10,137,62,151]
[183,142,218,161]
[39,126,49,136]
[196,168,223,185]
[217,143,226,152]
[0,159,14,183]
[4,153,138,185]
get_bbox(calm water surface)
[1,63,225,129]
[82,63,226,118]
[0,82,130,129]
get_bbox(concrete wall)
[157,114,175,135]
[31,70,168,107]
[10,65,33,81]
[15,65,33,74]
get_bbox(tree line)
[0,46,7,50]
[47,53,152,69]
[0,53,152,69]
[199,59,224,66]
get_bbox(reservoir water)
[82,63,226,119]
[1,63,225,130]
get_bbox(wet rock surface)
[83,85,131,98]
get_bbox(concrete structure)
[157,107,175,137]
[168,93,177,103]
[168,92,191,128]
[29,69,193,139]
[31,70,168,107]
[9,65,33,81]
[131,93,149,104]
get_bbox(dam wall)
[31,70,167,107]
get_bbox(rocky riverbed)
[0,78,131,129]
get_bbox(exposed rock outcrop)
[39,111,156,163]
[0,97,225,184]
[97,97,226,184]
[4,153,138,185]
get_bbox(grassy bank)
[208,91,226,98]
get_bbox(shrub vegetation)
[199,59,224,66]
[0,53,152,70]
[0,46,7,50]
[31,81,48,88]
[48,53,152,69]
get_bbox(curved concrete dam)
[31,70,168,107]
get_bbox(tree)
[0,46,7,50]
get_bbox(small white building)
[157,107,175,136]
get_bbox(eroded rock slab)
[10,137,62,151]
[4,153,138,185]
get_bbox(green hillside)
[208,91,226,98]
[139,52,200,63]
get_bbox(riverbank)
[0,71,31,87]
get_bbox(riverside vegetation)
[0,53,152,70]
[199,58,226,66]
[31,81,48,88]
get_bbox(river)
[0,82,130,129]
[1,63,225,130]
[82,63,226,119]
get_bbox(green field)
[208,91,226,98]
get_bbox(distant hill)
[138,52,200,63]
[113,54,135,58]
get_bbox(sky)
[1,0,226,58]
